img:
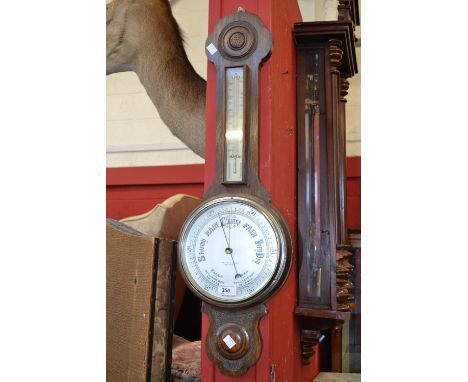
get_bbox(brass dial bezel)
[178,194,292,309]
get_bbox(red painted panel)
[107,164,204,186]
[204,0,219,192]
[346,156,361,230]
[106,165,204,220]
[261,1,310,381]
[106,184,204,220]
[106,159,360,226]
[346,156,361,178]
[222,0,258,15]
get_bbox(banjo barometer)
[178,9,292,376]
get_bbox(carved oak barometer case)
[178,9,292,377]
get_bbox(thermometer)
[224,66,247,183]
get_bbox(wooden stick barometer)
[294,2,359,369]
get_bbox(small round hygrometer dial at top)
[178,195,292,308]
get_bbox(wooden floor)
[314,372,361,382]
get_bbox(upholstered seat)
[120,194,202,321]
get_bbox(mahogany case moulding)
[293,20,358,367]
[204,10,273,202]
[293,21,358,78]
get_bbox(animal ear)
[106,0,117,23]
[106,0,115,14]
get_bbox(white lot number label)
[218,285,237,297]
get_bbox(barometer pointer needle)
[218,212,230,248]
[228,210,231,248]
[218,212,241,279]
[228,212,241,279]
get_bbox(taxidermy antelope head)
[106,0,206,158]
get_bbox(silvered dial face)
[179,197,286,306]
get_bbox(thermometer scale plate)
[224,66,248,183]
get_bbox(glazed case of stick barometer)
[293,1,359,370]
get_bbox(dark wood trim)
[203,303,267,377]
[146,238,160,382]
[338,0,352,23]
[331,324,343,372]
[163,241,178,382]
[351,0,360,26]
[295,307,350,322]
[293,21,358,78]
[338,78,350,244]
[294,20,358,372]
[204,10,272,202]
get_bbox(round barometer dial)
[178,195,292,308]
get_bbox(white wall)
[106,0,361,167]
[346,33,361,157]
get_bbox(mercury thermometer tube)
[224,67,245,182]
